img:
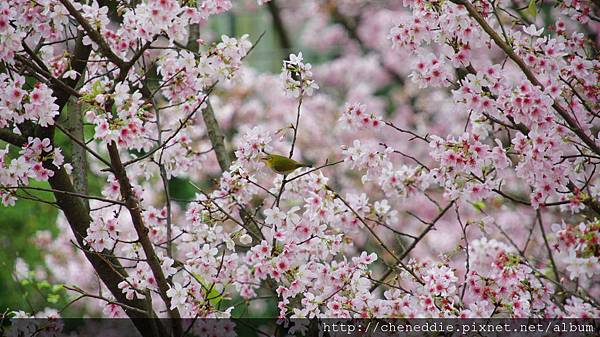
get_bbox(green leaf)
[51,284,64,293]
[191,273,224,306]
[37,280,51,289]
[472,200,486,212]
[47,293,60,304]
[526,0,537,18]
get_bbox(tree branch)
[66,103,89,210]
[267,0,292,51]
[537,210,559,282]
[106,140,182,337]
[0,129,26,146]
[369,201,455,292]
[452,0,600,156]
[203,102,231,171]
[58,0,126,69]
[3,185,124,205]
[27,26,163,337]
[48,168,160,337]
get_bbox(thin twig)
[370,201,455,292]
[3,185,125,205]
[451,0,600,156]
[537,210,559,282]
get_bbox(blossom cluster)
[281,52,319,97]
[0,75,59,128]
[1,137,66,206]
[1,0,599,327]
[552,220,600,281]
[338,102,382,130]
[429,133,510,202]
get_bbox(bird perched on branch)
[261,153,311,175]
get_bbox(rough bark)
[106,140,183,337]
[16,30,164,337]
[66,102,89,210]
[48,168,162,337]
[202,102,231,172]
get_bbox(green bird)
[261,153,311,175]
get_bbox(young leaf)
[527,0,537,18]
[472,200,486,212]
[47,293,60,304]
[192,272,224,306]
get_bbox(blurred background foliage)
[0,5,296,316]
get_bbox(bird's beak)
[260,156,268,161]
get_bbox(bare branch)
[370,201,455,292]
